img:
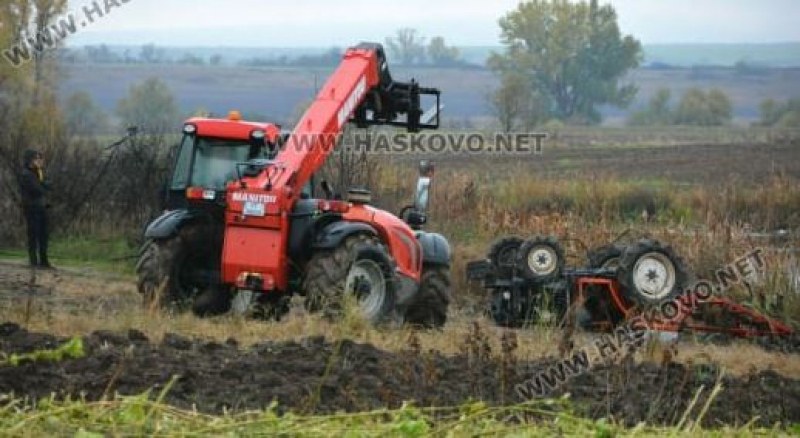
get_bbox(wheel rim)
[526,245,558,277]
[345,259,387,320]
[632,251,676,300]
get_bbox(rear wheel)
[617,239,689,307]
[404,266,451,328]
[303,234,396,325]
[587,244,626,270]
[487,236,524,278]
[516,236,565,283]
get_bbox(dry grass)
[1,262,798,381]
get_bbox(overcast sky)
[65,0,800,47]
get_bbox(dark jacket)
[19,167,48,210]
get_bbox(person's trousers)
[24,207,49,266]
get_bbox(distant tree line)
[60,44,226,66]
[238,47,344,68]
[627,88,733,127]
[383,29,466,67]
[60,35,469,69]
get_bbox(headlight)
[183,124,197,135]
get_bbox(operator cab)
[164,114,281,210]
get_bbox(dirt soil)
[0,323,798,428]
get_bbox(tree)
[627,88,673,126]
[673,88,732,126]
[84,45,120,63]
[30,0,68,100]
[115,78,180,224]
[427,36,460,67]
[0,0,108,243]
[116,78,180,136]
[385,28,426,66]
[209,54,223,66]
[139,44,165,64]
[63,92,109,136]
[488,71,547,132]
[759,99,782,126]
[759,97,800,128]
[706,89,733,125]
[177,53,205,66]
[490,0,642,124]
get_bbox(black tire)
[303,234,396,325]
[487,236,524,278]
[404,266,451,328]
[587,243,626,270]
[192,286,232,317]
[135,226,228,315]
[135,239,161,305]
[516,236,565,283]
[578,244,628,329]
[617,239,689,307]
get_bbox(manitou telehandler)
[136,43,450,327]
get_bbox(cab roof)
[185,117,281,142]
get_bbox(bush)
[760,98,800,127]
[627,88,673,126]
[673,88,732,126]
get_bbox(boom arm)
[242,43,440,201]
[221,43,439,291]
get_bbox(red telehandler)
[136,43,450,327]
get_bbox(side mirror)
[414,160,434,214]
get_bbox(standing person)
[19,150,53,269]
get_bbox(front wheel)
[404,266,451,328]
[135,226,228,316]
[303,235,396,325]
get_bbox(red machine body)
[571,276,794,338]
[219,44,433,292]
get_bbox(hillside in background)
[70,43,800,68]
[60,63,800,126]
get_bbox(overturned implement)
[467,236,795,345]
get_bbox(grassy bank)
[1,392,795,436]
[0,235,137,276]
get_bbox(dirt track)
[0,322,798,427]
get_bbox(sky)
[63,0,800,47]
